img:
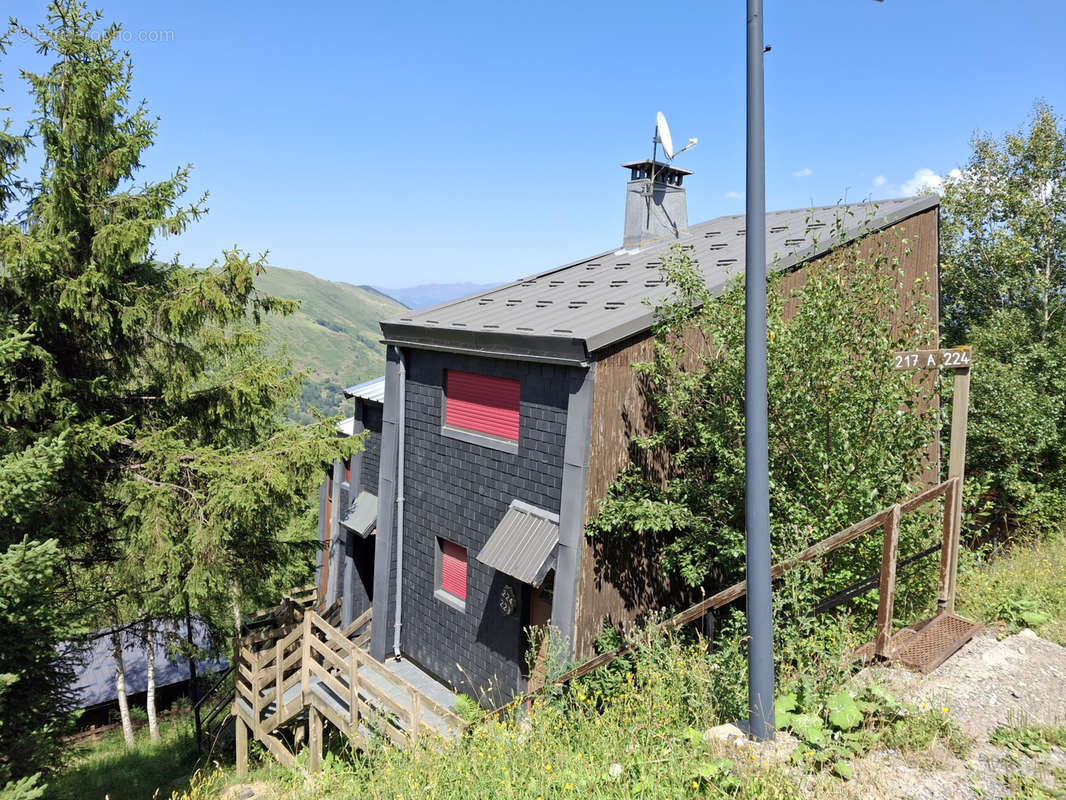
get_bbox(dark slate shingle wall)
[342,401,384,624]
[360,404,383,496]
[398,350,570,703]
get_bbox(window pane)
[440,540,467,600]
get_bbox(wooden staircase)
[232,606,464,774]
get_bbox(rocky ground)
[838,627,1066,799]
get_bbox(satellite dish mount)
[653,111,698,165]
[643,111,698,227]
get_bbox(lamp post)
[744,0,774,742]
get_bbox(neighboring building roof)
[344,376,386,404]
[476,500,560,587]
[337,416,356,436]
[68,619,226,709]
[380,196,939,365]
[340,490,378,538]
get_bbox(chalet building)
[319,376,385,628]
[318,161,940,703]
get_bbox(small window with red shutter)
[437,538,468,606]
[444,370,520,442]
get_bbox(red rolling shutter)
[440,540,467,600]
[445,371,520,441]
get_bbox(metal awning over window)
[476,500,559,587]
[339,491,378,538]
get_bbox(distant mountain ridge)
[253,270,506,422]
[373,282,503,310]
[254,267,406,423]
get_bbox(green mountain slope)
[254,266,406,423]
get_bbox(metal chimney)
[621,160,692,249]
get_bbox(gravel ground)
[835,627,1066,799]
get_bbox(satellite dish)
[656,111,675,159]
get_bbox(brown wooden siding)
[572,208,940,658]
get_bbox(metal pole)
[744,0,775,742]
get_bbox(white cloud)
[873,175,887,188]
[724,191,743,199]
[792,167,813,178]
[900,167,962,197]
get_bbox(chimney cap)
[621,159,694,176]
[621,160,693,186]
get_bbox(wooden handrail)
[341,606,373,639]
[487,478,958,719]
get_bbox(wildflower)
[609,763,623,779]
[565,783,574,790]
[545,764,553,772]
[941,706,949,713]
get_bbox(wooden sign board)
[893,347,973,371]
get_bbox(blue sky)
[3,1,1064,287]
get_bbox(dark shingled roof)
[380,196,939,364]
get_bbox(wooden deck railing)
[234,604,464,775]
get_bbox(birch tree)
[108,611,135,749]
[941,102,1066,534]
[144,618,158,743]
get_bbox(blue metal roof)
[344,376,386,404]
[68,619,226,709]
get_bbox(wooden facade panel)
[573,208,940,659]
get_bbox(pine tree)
[1,0,360,770]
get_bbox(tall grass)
[163,532,1063,800]
[957,531,1066,644]
[202,635,803,800]
[45,713,201,800]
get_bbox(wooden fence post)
[309,705,323,772]
[274,639,283,713]
[235,714,248,777]
[943,366,970,614]
[875,504,901,658]
[410,691,422,747]
[251,648,262,736]
[348,646,359,731]
[300,613,312,705]
[937,477,956,610]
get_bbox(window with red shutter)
[444,370,520,442]
[438,539,468,603]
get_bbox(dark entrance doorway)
[522,570,555,690]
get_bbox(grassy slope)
[41,532,1063,800]
[45,713,200,800]
[957,531,1066,645]
[253,267,406,423]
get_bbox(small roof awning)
[340,491,378,538]
[476,500,559,587]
